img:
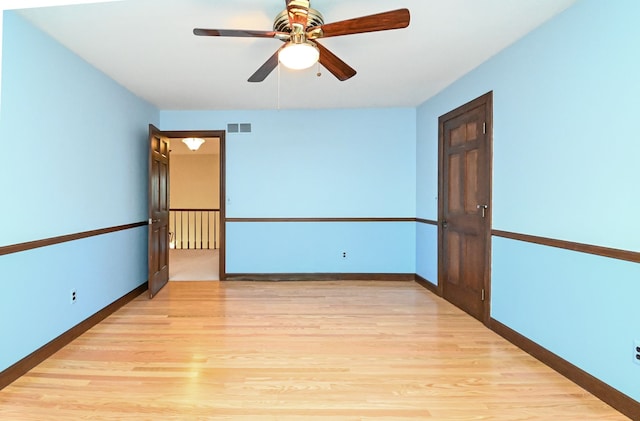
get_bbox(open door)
[438,92,492,324]
[148,124,170,298]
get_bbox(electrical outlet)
[634,340,640,366]
[342,251,347,259]
[70,289,77,304]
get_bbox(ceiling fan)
[193,0,410,82]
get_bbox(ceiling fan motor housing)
[273,8,324,33]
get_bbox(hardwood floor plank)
[0,281,628,420]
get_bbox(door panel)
[464,150,479,213]
[448,155,462,212]
[446,231,461,284]
[148,125,170,298]
[438,93,492,323]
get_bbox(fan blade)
[286,0,310,28]
[194,28,288,39]
[310,8,410,38]
[315,42,356,82]
[248,49,282,83]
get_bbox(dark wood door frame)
[159,129,227,280]
[437,92,493,326]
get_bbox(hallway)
[169,249,219,281]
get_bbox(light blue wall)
[0,12,158,371]
[161,109,416,217]
[161,108,417,274]
[415,222,437,284]
[416,0,640,401]
[0,228,147,372]
[0,11,157,245]
[492,238,639,401]
[227,221,415,273]
[415,102,439,284]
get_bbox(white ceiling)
[17,0,577,110]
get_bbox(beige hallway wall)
[170,153,219,209]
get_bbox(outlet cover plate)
[634,340,640,366]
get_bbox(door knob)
[442,220,448,229]
[476,204,488,218]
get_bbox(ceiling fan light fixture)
[278,42,319,70]
[182,137,206,151]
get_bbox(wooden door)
[148,124,170,298]
[438,92,492,323]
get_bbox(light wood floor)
[0,281,627,420]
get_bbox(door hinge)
[483,122,486,134]
[481,289,485,301]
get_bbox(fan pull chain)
[316,61,321,78]
[277,62,281,109]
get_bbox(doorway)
[156,129,226,283]
[438,92,492,324]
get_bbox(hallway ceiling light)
[182,137,206,151]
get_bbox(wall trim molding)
[416,218,438,226]
[414,274,438,295]
[492,229,640,263]
[0,283,148,391]
[226,217,416,223]
[0,222,148,257]
[225,273,415,282]
[490,318,639,420]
